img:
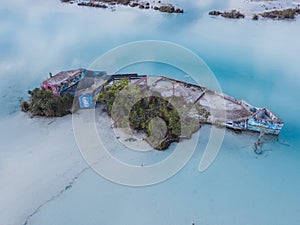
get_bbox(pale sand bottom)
[24,119,300,225]
[94,106,179,166]
[0,113,87,225]
[1,110,299,225]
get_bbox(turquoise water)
[1,0,300,225]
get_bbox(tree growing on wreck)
[97,78,207,150]
[97,78,130,114]
[21,87,75,117]
[128,96,182,150]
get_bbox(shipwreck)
[42,68,284,135]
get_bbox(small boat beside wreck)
[42,68,284,135]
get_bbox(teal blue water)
[1,1,300,225]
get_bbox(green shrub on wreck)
[97,78,208,150]
[97,78,129,114]
[21,87,74,117]
[129,96,181,150]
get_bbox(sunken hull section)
[247,118,283,135]
[220,104,283,135]
[225,115,284,135]
[146,76,284,135]
[246,108,284,135]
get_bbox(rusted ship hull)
[43,69,284,135]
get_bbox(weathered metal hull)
[247,118,284,135]
[42,70,284,135]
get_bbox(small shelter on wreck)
[42,69,107,97]
[42,69,84,96]
[42,68,107,109]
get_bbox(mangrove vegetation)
[97,78,209,150]
[21,87,75,117]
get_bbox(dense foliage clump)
[97,78,129,114]
[129,96,181,150]
[21,88,75,117]
[97,78,209,150]
[98,79,181,149]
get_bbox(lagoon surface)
[1,0,300,225]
